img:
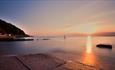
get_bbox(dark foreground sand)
[0,54,101,70]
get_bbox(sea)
[0,36,115,70]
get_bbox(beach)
[0,54,100,70]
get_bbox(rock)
[96,44,112,49]
[42,38,50,40]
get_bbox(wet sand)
[0,54,101,70]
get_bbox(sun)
[77,23,97,34]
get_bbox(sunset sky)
[0,0,115,36]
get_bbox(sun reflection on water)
[81,36,98,66]
[86,36,92,54]
[82,52,96,66]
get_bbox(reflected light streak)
[86,36,92,54]
[81,36,98,66]
[82,53,96,66]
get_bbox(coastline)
[0,54,101,70]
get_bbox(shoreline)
[0,38,34,41]
[0,53,101,70]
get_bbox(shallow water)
[0,36,115,70]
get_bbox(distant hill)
[0,19,29,37]
[67,32,115,37]
[92,32,115,36]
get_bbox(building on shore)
[0,33,16,40]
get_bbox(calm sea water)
[0,36,115,70]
